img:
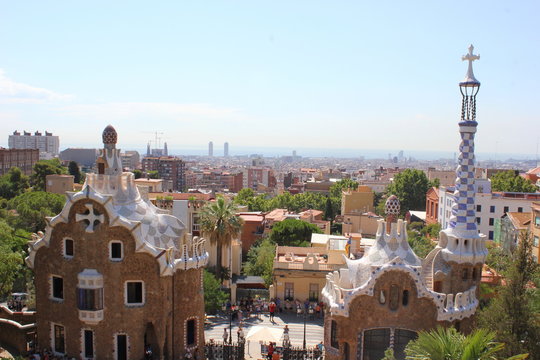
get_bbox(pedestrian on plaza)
[283,325,290,347]
[267,342,274,360]
[222,328,228,343]
[237,326,244,342]
[269,301,276,322]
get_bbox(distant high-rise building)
[9,130,59,158]
[146,143,151,156]
[208,141,213,157]
[224,142,229,157]
[164,142,168,156]
[292,150,297,157]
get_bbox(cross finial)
[460,44,480,85]
[462,44,480,64]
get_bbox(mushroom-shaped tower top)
[102,125,118,146]
[385,195,400,215]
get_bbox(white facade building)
[9,130,59,157]
[438,178,540,240]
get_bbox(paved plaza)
[205,311,324,358]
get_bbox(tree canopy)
[0,219,30,298]
[491,171,537,193]
[68,161,83,184]
[479,232,540,357]
[203,269,229,314]
[243,237,275,286]
[8,191,65,232]
[31,159,67,191]
[268,218,322,247]
[383,169,433,215]
[0,167,30,200]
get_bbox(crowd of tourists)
[223,297,325,321]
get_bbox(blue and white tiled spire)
[440,45,487,264]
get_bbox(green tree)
[268,218,322,247]
[243,237,276,286]
[405,326,527,360]
[234,188,255,206]
[132,169,142,179]
[146,170,159,179]
[68,161,82,183]
[385,169,431,214]
[200,197,243,282]
[0,167,30,200]
[8,191,65,232]
[491,171,536,193]
[329,178,359,198]
[324,196,335,221]
[407,222,436,259]
[203,269,229,314]
[0,219,29,298]
[31,159,67,191]
[479,232,540,357]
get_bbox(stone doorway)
[144,322,160,359]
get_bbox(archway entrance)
[144,322,160,359]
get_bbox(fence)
[204,341,245,360]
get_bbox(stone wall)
[0,319,35,354]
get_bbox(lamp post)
[303,309,307,350]
[229,308,233,344]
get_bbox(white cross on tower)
[76,203,104,233]
[462,44,480,83]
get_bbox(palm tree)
[405,326,528,360]
[199,196,243,282]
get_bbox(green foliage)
[200,197,243,281]
[0,219,29,299]
[329,178,359,199]
[485,242,511,273]
[407,222,437,259]
[243,237,275,286]
[132,169,142,179]
[234,187,341,216]
[0,167,30,200]
[479,232,540,357]
[385,169,431,214]
[324,196,334,221]
[268,218,322,247]
[405,326,527,360]
[203,269,229,314]
[68,161,82,183]
[147,170,159,179]
[491,171,536,193]
[8,191,65,232]
[31,158,67,191]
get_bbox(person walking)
[269,301,276,322]
[222,328,228,343]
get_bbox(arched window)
[462,268,468,281]
[330,320,339,349]
[402,290,409,306]
[389,284,399,310]
[472,267,477,280]
[186,319,196,346]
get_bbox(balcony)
[79,309,104,324]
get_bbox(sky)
[0,1,539,159]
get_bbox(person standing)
[269,301,276,322]
[222,328,228,343]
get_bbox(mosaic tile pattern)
[448,129,478,232]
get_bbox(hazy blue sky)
[0,1,538,158]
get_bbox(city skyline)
[1,1,539,157]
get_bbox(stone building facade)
[27,125,208,359]
[322,46,488,360]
